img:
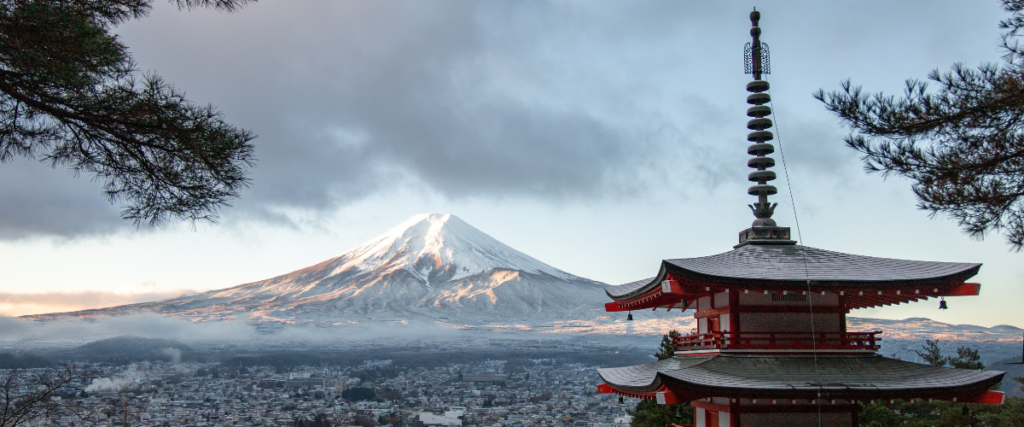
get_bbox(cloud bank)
[0,310,686,347]
[0,0,1005,239]
[0,313,496,345]
[0,289,198,317]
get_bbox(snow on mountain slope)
[329,212,579,285]
[29,213,610,325]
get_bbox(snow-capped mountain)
[327,212,580,286]
[30,213,610,325]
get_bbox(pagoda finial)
[744,8,770,80]
[736,8,795,248]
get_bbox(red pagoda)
[595,10,1006,427]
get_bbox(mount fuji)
[29,213,611,326]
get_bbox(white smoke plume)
[160,347,182,364]
[86,364,146,393]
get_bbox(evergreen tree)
[628,330,691,427]
[947,346,985,370]
[0,0,256,226]
[816,0,1024,250]
[654,330,682,361]
[627,399,693,427]
[915,339,948,367]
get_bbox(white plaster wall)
[714,291,729,308]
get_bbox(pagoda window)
[738,312,842,334]
[770,292,806,302]
[738,291,839,306]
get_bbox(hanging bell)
[939,297,948,310]
[627,312,633,321]
[618,396,624,404]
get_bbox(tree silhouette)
[0,0,256,226]
[0,365,88,427]
[816,0,1024,250]
[653,330,681,361]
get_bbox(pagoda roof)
[597,354,1003,402]
[606,244,980,301]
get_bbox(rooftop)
[606,244,979,301]
[598,354,1003,402]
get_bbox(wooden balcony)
[673,331,882,352]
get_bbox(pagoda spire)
[737,8,795,248]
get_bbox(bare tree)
[0,365,88,427]
[106,373,139,427]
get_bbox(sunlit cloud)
[0,286,199,317]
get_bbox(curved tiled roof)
[605,244,980,300]
[605,277,656,298]
[598,357,713,390]
[598,354,1004,398]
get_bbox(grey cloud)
[223,1,671,212]
[766,116,859,179]
[120,0,707,221]
[1,0,1006,238]
[0,159,127,239]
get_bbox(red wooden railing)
[673,331,881,351]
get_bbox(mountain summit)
[31,213,608,325]
[333,212,579,286]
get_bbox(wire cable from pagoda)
[767,83,823,426]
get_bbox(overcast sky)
[1,0,1021,328]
